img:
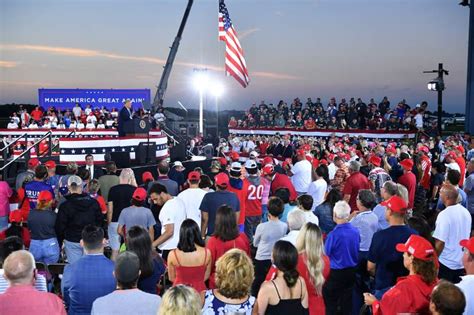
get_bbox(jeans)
[0,215,8,231]
[108,222,121,250]
[244,216,261,244]
[30,238,60,264]
[261,204,268,222]
[64,240,83,264]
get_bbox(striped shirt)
[0,269,47,293]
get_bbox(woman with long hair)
[364,235,439,314]
[27,190,59,264]
[257,240,309,315]
[295,223,330,315]
[167,219,211,292]
[125,226,165,294]
[202,249,256,314]
[207,205,250,288]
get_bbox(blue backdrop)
[38,88,151,109]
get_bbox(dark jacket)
[55,193,104,244]
[118,106,132,137]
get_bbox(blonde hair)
[396,183,409,205]
[158,285,201,315]
[215,249,254,299]
[119,168,137,187]
[296,223,325,295]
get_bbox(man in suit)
[62,225,116,314]
[118,99,133,137]
[82,154,104,179]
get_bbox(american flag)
[218,0,249,88]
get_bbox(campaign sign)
[38,89,151,109]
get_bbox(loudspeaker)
[137,142,157,165]
[202,144,214,159]
[170,142,186,161]
[110,151,130,168]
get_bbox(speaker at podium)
[123,118,151,136]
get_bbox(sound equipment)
[110,151,130,168]
[170,142,187,161]
[137,142,157,164]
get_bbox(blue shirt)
[62,254,116,315]
[464,173,474,214]
[314,202,337,235]
[372,204,390,230]
[368,225,417,290]
[324,223,360,269]
[200,190,240,236]
[350,210,379,252]
[24,180,55,209]
[138,257,166,294]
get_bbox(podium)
[123,118,151,137]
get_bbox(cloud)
[238,28,260,40]
[274,11,284,17]
[0,60,19,68]
[0,43,301,81]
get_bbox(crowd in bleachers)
[7,103,166,130]
[228,97,432,132]
[0,131,473,315]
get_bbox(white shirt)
[328,163,337,180]
[177,188,208,229]
[158,197,186,250]
[85,107,92,115]
[433,203,472,269]
[77,123,85,129]
[456,275,474,315]
[307,178,327,211]
[86,122,96,129]
[302,210,319,225]
[72,106,82,118]
[242,140,256,153]
[97,123,106,129]
[415,113,423,128]
[290,159,312,193]
[445,162,461,174]
[7,122,18,129]
[86,165,94,179]
[280,230,300,246]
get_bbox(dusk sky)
[0,0,470,113]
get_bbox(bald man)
[0,250,66,314]
[433,184,472,284]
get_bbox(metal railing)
[50,129,75,153]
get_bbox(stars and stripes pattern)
[218,0,249,88]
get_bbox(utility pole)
[424,63,449,137]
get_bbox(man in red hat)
[367,195,417,298]
[262,164,297,202]
[15,158,40,191]
[418,146,432,191]
[343,160,371,212]
[368,155,391,201]
[177,171,207,229]
[288,149,312,195]
[445,151,461,174]
[454,146,466,187]
[457,237,474,314]
[44,160,60,192]
[397,158,416,211]
[433,184,472,284]
[331,156,350,193]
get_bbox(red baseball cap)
[215,172,230,187]
[38,190,54,203]
[419,146,429,154]
[44,160,56,169]
[28,158,40,168]
[328,153,335,161]
[230,151,240,162]
[446,151,457,160]
[9,211,23,223]
[263,156,274,165]
[320,159,328,166]
[262,164,275,176]
[386,146,397,154]
[460,237,474,255]
[400,159,414,171]
[142,171,154,183]
[282,158,292,169]
[187,171,201,181]
[311,158,319,168]
[302,144,311,151]
[132,187,147,202]
[296,149,305,156]
[218,157,228,167]
[396,235,435,261]
[381,195,408,214]
[455,145,465,154]
[369,155,382,167]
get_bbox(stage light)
[211,82,225,98]
[193,72,209,92]
[427,78,444,91]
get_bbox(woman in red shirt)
[206,205,250,288]
[364,234,438,315]
[295,222,330,315]
[167,219,211,292]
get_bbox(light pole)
[211,82,224,138]
[424,63,449,136]
[193,68,208,135]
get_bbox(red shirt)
[0,226,31,248]
[420,155,432,190]
[206,233,250,288]
[297,253,330,315]
[398,171,416,209]
[259,142,270,155]
[271,173,297,202]
[0,285,66,315]
[227,178,250,225]
[342,172,371,212]
[31,109,43,121]
[455,156,466,187]
[245,179,263,217]
[372,275,437,315]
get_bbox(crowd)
[0,130,473,315]
[228,97,432,132]
[6,103,166,130]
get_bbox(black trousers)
[323,267,357,315]
[438,262,465,284]
[252,259,271,297]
